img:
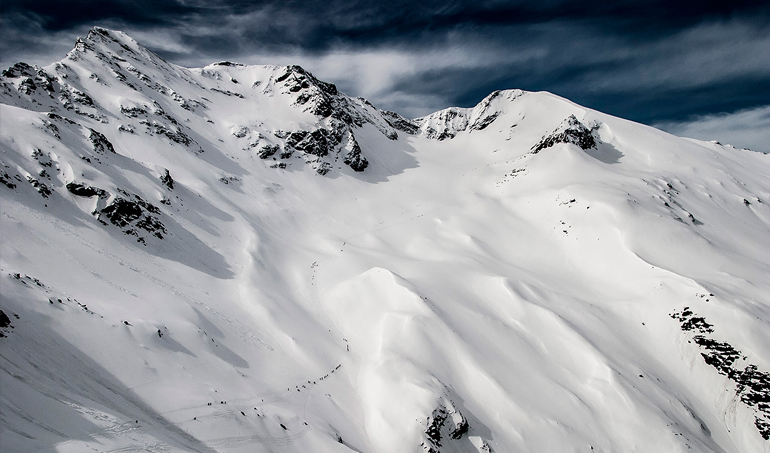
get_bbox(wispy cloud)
[655,105,770,154]
[1,1,769,126]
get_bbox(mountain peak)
[66,26,172,72]
[2,27,770,453]
[414,89,524,140]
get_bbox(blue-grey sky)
[2,0,769,151]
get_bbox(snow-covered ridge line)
[413,89,524,140]
[2,26,770,453]
[1,27,425,176]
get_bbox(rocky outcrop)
[160,169,174,190]
[420,397,471,453]
[531,114,597,153]
[275,65,343,121]
[380,109,419,135]
[416,107,469,141]
[89,129,116,154]
[94,191,167,243]
[343,137,369,172]
[287,129,341,157]
[66,182,107,198]
[672,307,770,440]
[415,90,520,140]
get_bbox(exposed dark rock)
[0,310,11,328]
[210,88,244,98]
[27,177,52,198]
[343,139,368,172]
[449,414,469,439]
[232,126,249,138]
[219,175,239,185]
[532,115,597,153]
[1,171,17,189]
[89,129,116,154]
[258,144,279,159]
[423,400,469,452]
[42,120,61,139]
[70,88,95,107]
[416,108,469,141]
[671,307,770,440]
[287,129,341,157]
[671,308,714,334]
[425,407,447,451]
[286,131,307,147]
[95,195,166,240]
[274,66,349,121]
[470,112,499,131]
[380,110,419,135]
[10,273,45,287]
[143,121,195,148]
[66,182,107,198]
[19,77,38,95]
[120,105,148,117]
[2,62,35,79]
[46,113,77,125]
[315,162,332,175]
[152,170,172,192]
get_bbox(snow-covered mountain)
[1,27,769,453]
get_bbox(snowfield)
[1,27,769,453]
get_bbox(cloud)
[0,14,90,69]
[655,105,770,153]
[1,1,769,126]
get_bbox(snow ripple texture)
[1,27,769,453]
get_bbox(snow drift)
[1,27,769,453]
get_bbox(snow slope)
[1,27,769,453]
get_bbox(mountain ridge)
[1,27,769,453]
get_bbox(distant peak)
[85,27,136,47]
[65,26,174,72]
[414,89,523,140]
[1,62,37,78]
[66,26,149,59]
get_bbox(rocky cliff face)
[0,27,423,178]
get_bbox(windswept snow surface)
[1,27,769,453]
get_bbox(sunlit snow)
[1,27,769,453]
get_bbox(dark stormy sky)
[1,0,769,151]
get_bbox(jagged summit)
[0,27,422,175]
[73,27,151,56]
